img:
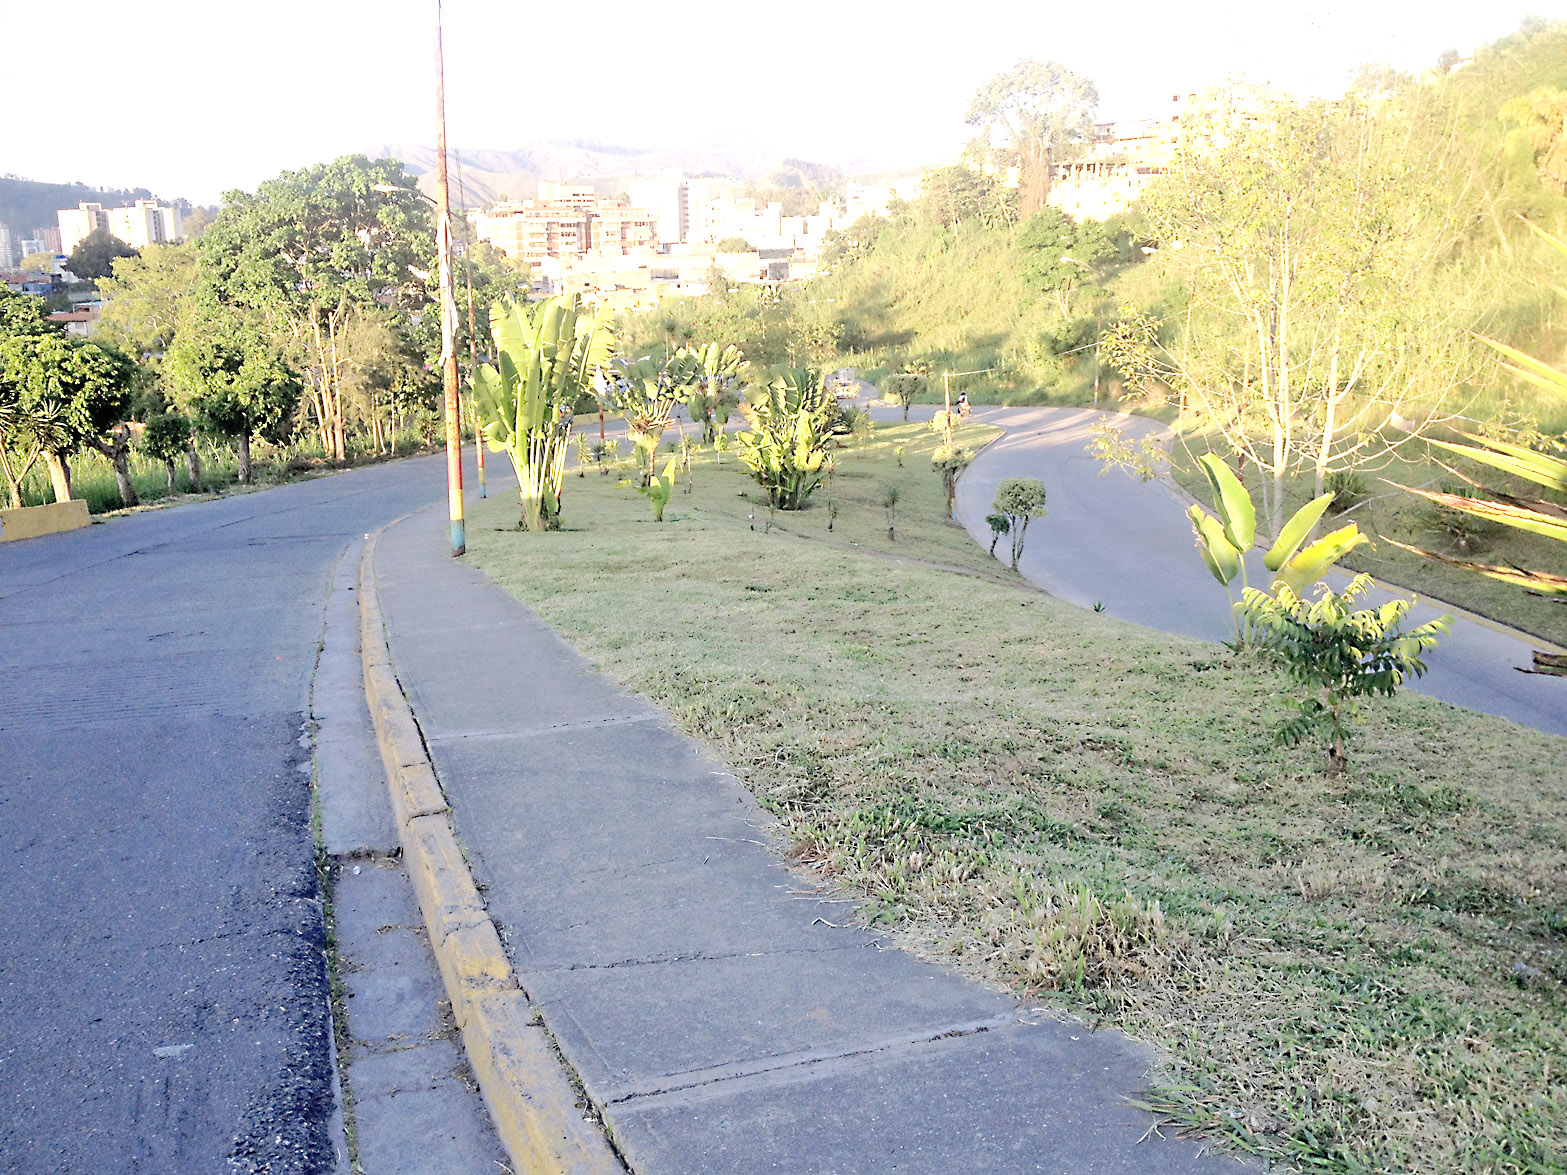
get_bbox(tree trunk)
[163,459,176,493]
[45,452,73,502]
[98,432,138,507]
[186,442,203,493]
[237,432,253,485]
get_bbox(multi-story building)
[1044,83,1280,221]
[38,227,62,255]
[0,223,15,268]
[57,203,110,255]
[473,189,656,268]
[628,178,689,245]
[59,199,183,254]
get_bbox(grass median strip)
[467,420,1566,1174]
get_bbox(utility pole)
[433,0,465,555]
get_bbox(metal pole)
[433,0,465,555]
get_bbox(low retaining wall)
[0,499,90,543]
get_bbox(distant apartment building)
[628,178,690,245]
[474,189,656,268]
[38,227,61,254]
[0,223,14,268]
[57,203,109,255]
[58,199,183,255]
[1044,83,1280,221]
[107,200,182,249]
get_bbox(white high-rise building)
[628,179,689,246]
[107,200,181,249]
[59,199,184,254]
[57,203,109,255]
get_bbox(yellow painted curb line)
[358,530,623,1175]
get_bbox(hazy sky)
[8,0,1556,204]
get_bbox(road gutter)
[357,528,624,1175]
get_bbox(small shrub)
[1239,574,1448,775]
[1325,468,1370,512]
[993,477,1046,569]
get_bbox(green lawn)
[466,420,1566,1174]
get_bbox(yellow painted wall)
[0,499,91,542]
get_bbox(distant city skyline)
[6,1,1556,205]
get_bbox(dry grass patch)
[468,421,1566,1174]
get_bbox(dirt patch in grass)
[469,421,1566,1174]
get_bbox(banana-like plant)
[1189,452,1367,641]
[612,342,745,481]
[629,454,679,522]
[735,367,849,510]
[472,295,613,532]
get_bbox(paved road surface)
[0,456,444,1173]
[952,406,1567,737]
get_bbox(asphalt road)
[952,406,1567,737]
[0,455,444,1173]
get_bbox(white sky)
[7,0,1559,204]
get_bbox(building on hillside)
[58,199,183,253]
[57,203,109,255]
[106,200,182,249]
[1043,84,1280,221]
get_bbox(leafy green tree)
[1240,575,1448,775]
[1017,209,1115,315]
[68,228,139,282]
[985,511,1010,556]
[881,372,926,420]
[715,236,752,252]
[165,324,300,484]
[1121,99,1484,529]
[931,444,972,517]
[1501,85,1567,192]
[735,367,848,509]
[992,476,1046,569]
[1,287,58,338]
[921,165,1016,233]
[965,60,1098,215]
[472,295,613,531]
[197,156,436,462]
[140,412,191,492]
[0,330,138,505]
[18,250,54,273]
[95,242,198,358]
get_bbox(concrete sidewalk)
[369,503,1250,1174]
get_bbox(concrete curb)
[357,530,624,1175]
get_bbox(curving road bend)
[951,406,1567,738]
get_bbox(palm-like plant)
[612,343,744,481]
[473,295,613,532]
[735,367,848,510]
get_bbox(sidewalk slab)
[373,505,1252,1173]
